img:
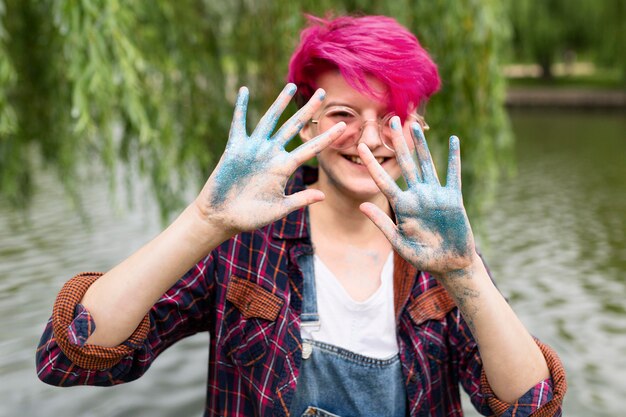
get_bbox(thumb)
[359,202,399,244]
[281,189,326,215]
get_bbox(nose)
[357,119,384,150]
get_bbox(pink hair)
[287,14,441,120]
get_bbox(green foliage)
[595,0,626,81]
[510,0,625,81]
[0,0,512,222]
[403,0,513,220]
[0,1,16,138]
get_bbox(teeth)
[348,156,385,165]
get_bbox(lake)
[0,109,624,416]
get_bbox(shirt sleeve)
[68,303,98,347]
[36,255,216,387]
[450,310,567,417]
[480,339,567,417]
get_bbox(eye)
[325,109,357,122]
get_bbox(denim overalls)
[289,252,407,417]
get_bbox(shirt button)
[410,372,418,382]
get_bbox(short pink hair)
[287,14,441,120]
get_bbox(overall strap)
[298,252,320,332]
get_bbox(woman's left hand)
[358,117,477,280]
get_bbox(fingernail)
[236,86,249,106]
[450,135,460,150]
[390,116,401,130]
[412,124,426,144]
[316,88,326,100]
[286,83,297,95]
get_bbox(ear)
[299,120,316,143]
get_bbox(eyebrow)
[322,101,353,109]
[322,102,394,114]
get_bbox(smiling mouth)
[344,155,387,165]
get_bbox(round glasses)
[310,106,429,152]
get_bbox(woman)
[36,15,566,416]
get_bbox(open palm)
[196,84,345,235]
[358,119,475,277]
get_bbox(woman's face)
[300,71,417,201]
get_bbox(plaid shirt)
[36,166,566,416]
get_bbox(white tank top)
[301,252,399,359]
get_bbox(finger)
[389,116,420,187]
[446,135,462,190]
[229,86,249,141]
[288,121,346,168]
[411,122,440,185]
[357,143,402,203]
[274,88,326,147]
[252,83,297,139]
[360,202,399,243]
[282,188,326,213]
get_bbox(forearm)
[81,204,230,347]
[439,252,550,404]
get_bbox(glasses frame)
[310,105,429,152]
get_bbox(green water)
[0,109,624,416]
[474,109,626,415]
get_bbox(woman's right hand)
[193,84,345,238]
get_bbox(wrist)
[437,251,484,283]
[177,203,234,253]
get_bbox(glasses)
[311,106,429,151]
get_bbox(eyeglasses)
[310,106,429,152]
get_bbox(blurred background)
[0,0,624,416]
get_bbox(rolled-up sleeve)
[36,255,215,387]
[451,307,566,417]
[51,273,152,369]
[480,339,567,417]
[36,273,153,386]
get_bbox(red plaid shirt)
[36,166,566,416]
